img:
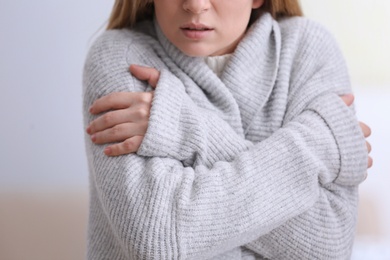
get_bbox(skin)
[87,0,266,152]
[154,0,264,56]
[87,66,373,169]
[86,0,373,168]
[87,65,158,155]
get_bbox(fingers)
[359,122,373,169]
[340,97,373,169]
[89,92,153,115]
[340,94,355,107]
[368,156,373,168]
[356,120,372,170]
[366,140,373,169]
[359,121,372,138]
[87,109,129,135]
[89,92,133,114]
[90,122,148,145]
[104,136,144,156]
[87,64,158,157]
[87,91,153,135]
[366,140,372,154]
[87,104,151,135]
[130,64,160,88]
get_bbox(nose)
[182,0,211,14]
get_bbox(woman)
[83,0,371,259]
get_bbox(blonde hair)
[107,0,303,30]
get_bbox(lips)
[180,23,214,39]
[180,23,213,31]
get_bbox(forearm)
[83,56,315,259]
[138,79,367,258]
[86,130,317,259]
[85,103,365,260]
[139,70,366,184]
[242,95,366,257]
[137,69,253,168]
[84,29,367,259]
[246,185,358,259]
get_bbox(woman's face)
[153,0,264,57]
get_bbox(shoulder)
[85,20,158,70]
[278,16,335,42]
[83,22,159,99]
[275,17,351,105]
[277,16,342,60]
[85,30,132,68]
[92,29,136,52]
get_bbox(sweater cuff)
[137,69,184,157]
[308,93,367,186]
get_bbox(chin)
[178,45,215,58]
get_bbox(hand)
[86,65,160,156]
[340,94,373,169]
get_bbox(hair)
[107,0,303,30]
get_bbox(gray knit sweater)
[83,13,367,260]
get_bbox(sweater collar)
[223,13,281,132]
[153,13,281,133]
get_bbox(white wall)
[301,0,390,255]
[300,0,390,88]
[0,0,112,191]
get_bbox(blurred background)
[0,0,389,259]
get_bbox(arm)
[84,31,367,260]
[88,68,371,259]
[136,67,367,259]
[244,21,369,258]
[88,70,372,168]
[137,68,366,185]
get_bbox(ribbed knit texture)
[83,13,368,259]
[204,54,232,77]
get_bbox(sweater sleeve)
[138,72,365,259]
[83,30,367,260]
[137,69,254,168]
[244,95,363,259]
[137,69,366,186]
[243,21,367,259]
[137,23,365,188]
[136,20,367,259]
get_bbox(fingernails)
[104,147,112,155]
[91,134,96,142]
[86,126,92,134]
